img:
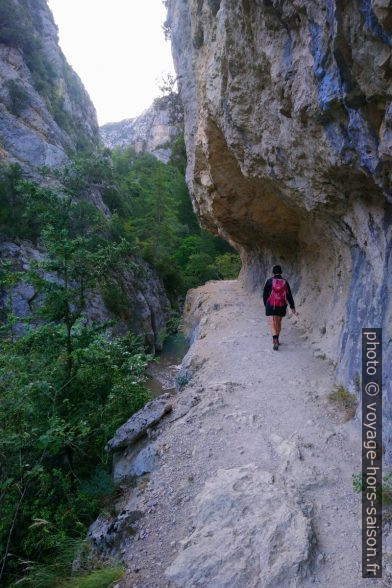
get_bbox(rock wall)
[0,0,171,350]
[0,0,99,169]
[100,96,182,163]
[0,240,171,353]
[167,0,392,452]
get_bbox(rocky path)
[118,280,389,587]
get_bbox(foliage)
[214,253,241,279]
[0,142,240,297]
[169,133,187,176]
[165,311,182,335]
[0,137,240,583]
[154,74,183,125]
[108,146,239,296]
[384,471,392,506]
[13,533,124,588]
[352,471,392,506]
[352,472,363,494]
[66,565,125,588]
[0,176,151,586]
[6,79,28,115]
[0,163,25,239]
[176,371,191,390]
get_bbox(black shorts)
[265,303,287,317]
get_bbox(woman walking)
[263,265,297,350]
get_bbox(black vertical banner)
[362,328,382,578]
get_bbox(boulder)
[165,464,314,587]
[113,442,159,484]
[105,395,172,452]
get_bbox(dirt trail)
[121,280,389,588]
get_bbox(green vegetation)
[109,145,239,298]
[9,535,125,588]
[328,386,358,422]
[0,171,152,585]
[176,371,191,390]
[0,133,239,585]
[352,471,392,506]
[67,565,125,588]
[6,80,28,115]
[0,143,240,297]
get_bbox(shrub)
[67,565,125,588]
[101,280,130,319]
[352,470,392,506]
[214,252,241,279]
[0,173,152,585]
[6,79,29,115]
[176,371,191,390]
[328,386,358,421]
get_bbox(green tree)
[0,177,150,586]
[214,252,242,279]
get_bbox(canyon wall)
[0,0,99,170]
[167,0,392,454]
[0,0,171,351]
[100,96,182,163]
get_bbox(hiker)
[263,265,297,350]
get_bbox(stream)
[146,332,189,397]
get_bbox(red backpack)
[268,278,288,307]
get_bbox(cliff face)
[100,96,182,163]
[0,0,171,351]
[168,0,392,450]
[0,240,171,352]
[0,0,99,169]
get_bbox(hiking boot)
[273,342,279,350]
[272,336,279,351]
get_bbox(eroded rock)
[0,0,98,170]
[105,395,172,452]
[87,509,143,557]
[167,0,392,458]
[0,242,171,350]
[100,96,182,164]
[165,464,314,588]
[113,442,159,484]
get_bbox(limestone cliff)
[100,96,182,163]
[167,0,392,452]
[0,0,171,351]
[0,0,99,169]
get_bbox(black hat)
[272,265,282,274]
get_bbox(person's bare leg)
[268,316,278,336]
[276,316,283,336]
[269,316,280,350]
[275,316,283,345]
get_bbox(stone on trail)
[113,442,159,484]
[165,464,314,588]
[105,394,172,452]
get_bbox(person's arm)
[286,280,295,310]
[263,278,272,306]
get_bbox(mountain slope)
[0,0,98,169]
[0,0,171,352]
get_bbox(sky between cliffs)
[48,0,175,125]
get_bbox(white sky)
[47,0,175,125]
